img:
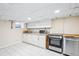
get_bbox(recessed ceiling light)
[27,17,31,20]
[54,10,60,13]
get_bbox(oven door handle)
[49,36,62,39]
[49,38,62,40]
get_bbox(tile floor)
[0,42,63,56]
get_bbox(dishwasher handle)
[64,38,79,41]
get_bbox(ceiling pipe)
[9,20,14,29]
[68,7,79,16]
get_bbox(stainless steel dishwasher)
[63,37,79,56]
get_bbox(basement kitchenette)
[21,16,79,56]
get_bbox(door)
[49,37,62,48]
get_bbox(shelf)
[26,27,51,29]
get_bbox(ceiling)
[0,3,79,22]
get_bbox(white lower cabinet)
[23,34,32,44]
[31,35,38,45]
[23,34,46,48]
[38,35,46,48]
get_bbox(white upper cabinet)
[27,19,51,28]
[51,19,64,34]
[64,17,79,34]
[51,16,79,34]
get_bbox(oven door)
[49,37,62,48]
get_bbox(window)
[15,22,21,28]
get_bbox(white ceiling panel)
[0,3,79,22]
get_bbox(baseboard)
[0,40,21,49]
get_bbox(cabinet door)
[23,34,32,44]
[38,36,46,48]
[28,34,33,44]
[23,34,28,42]
[52,19,64,34]
[31,35,38,45]
[64,18,79,34]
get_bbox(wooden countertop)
[22,28,79,38]
[63,34,79,38]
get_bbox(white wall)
[0,21,22,48]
